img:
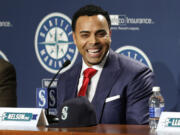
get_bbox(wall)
[0,0,180,111]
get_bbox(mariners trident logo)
[35,13,78,74]
[61,106,68,120]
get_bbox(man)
[0,58,17,107]
[57,5,154,124]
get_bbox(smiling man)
[73,14,111,66]
[56,4,155,125]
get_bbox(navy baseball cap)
[49,96,97,128]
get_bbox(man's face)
[73,15,111,67]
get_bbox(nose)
[89,35,98,45]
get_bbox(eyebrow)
[79,29,106,34]
[96,29,106,33]
[79,31,90,34]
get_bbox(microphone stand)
[46,60,71,124]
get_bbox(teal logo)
[116,46,153,71]
[35,12,78,74]
[1,112,37,121]
[165,118,180,127]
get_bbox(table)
[0,124,157,135]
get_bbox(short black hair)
[72,4,111,32]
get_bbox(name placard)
[0,108,48,127]
[157,112,180,132]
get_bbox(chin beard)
[87,61,101,66]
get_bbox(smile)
[87,48,101,57]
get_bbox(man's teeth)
[88,49,100,53]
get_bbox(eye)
[96,30,107,37]
[80,33,89,38]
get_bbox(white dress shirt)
[77,51,109,102]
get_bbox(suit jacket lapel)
[65,63,82,100]
[92,50,121,123]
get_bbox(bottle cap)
[152,86,160,92]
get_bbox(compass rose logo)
[116,46,153,71]
[35,13,78,74]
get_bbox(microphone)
[46,60,71,124]
[47,60,71,91]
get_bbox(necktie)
[78,68,97,96]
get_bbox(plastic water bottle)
[149,86,165,129]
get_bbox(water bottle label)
[154,108,161,117]
[149,107,164,118]
[149,107,155,118]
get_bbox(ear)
[108,29,112,42]
[72,32,77,45]
[109,29,112,37]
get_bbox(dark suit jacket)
[57,49,155,124]
[0,59,17,107]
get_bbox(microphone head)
[63,60,71,68]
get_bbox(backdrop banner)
[0,0,180,112]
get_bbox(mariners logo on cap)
[61,106,69,120]
[35,13,78,74]
[116,45,153,71]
